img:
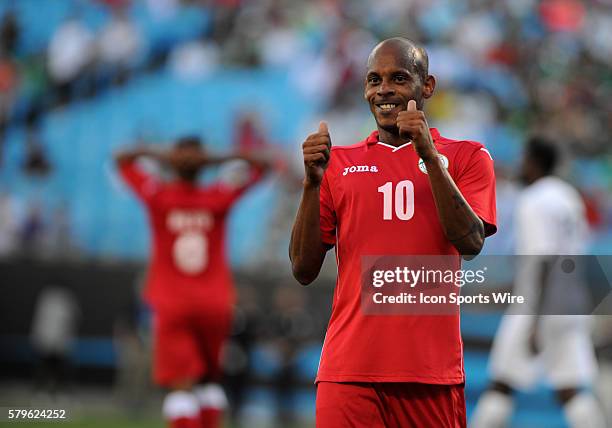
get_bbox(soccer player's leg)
[316,382,386,428]
[192,311,232,428]
[470,314,536,427]
[154,311,205,428]
[557,388,607,428]
[469,381,514,428]
[542,317,606,428]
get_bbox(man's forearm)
[289,181,328,285]
[424,157,484,255]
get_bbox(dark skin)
[289,39,485,285]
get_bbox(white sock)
[470,390,513,428]
[162,390,200,420]
[564,392,607,428]
[193,383,228,410]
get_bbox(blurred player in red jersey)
[115,136,269,428]
[289,38,497,427]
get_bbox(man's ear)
[422,75,436,99]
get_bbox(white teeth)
[379,104,397,110]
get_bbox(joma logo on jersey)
[343,165,379,176]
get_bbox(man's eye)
[368,77,380,84]
[395,75,407,82]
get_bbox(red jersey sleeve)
[319,172,337,246]
[455,146,497,237]
[118,161,162,203]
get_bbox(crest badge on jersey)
[418,154,449,174]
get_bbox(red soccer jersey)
[316,128,497,384]
[119,162,261,314]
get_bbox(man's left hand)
[396,100,438,161]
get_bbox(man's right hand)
[302,121,331,186]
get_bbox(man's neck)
[377,127,406,147]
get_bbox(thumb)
[407,100,417,111]
[318,121,329,134]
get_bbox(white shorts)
[489,314,598,390]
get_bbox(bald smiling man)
[289,38,498,427]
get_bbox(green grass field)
[0,408,313,428]
[0,384,314,428]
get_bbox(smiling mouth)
[376,103,401,113]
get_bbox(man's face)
[171,143,205,180]
[364,46,423,134]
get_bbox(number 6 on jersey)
[173,231,208,274]
[378,180,415,221]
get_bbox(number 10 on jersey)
[378,180,415,220]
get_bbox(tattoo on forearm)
[452,192,466,209]
[449,221,484,243]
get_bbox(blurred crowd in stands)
[0,0,611,260]
[1,0,610,149]
[0,192,73,259]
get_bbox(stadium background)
[0,0,611,427]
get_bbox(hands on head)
[166,145,272,172]
[166,144,209,171]
[116,137,276,179]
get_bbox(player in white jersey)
[471,138,607,428]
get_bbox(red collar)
[366,128,441,145]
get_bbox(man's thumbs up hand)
[302,121,332,186]
[396,99,437,161]
[397,99,419,142]
[318,121,329,134]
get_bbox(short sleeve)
[118,161,161,203]
[456,146,497,237]
[319,172,337,246]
